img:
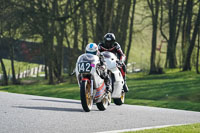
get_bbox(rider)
[98,33,129,92]
[85,43,111,92]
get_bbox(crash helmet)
[85,43,99,55]
[103,33,116,48]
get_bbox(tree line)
[0,0,199,85]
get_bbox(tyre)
[96,92,111,111]
[113,92,125,105]
[80,80,93,112]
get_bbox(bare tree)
[196,30,200,74]
[9,39,18,84]
[126,0,137,65]
[183,2,200,71]
[112,1,123,35]
[81,2,88,52]
[0,0,22,84]
[117,0,131,51]
[0,58,8,85]
[104,0,115,33]
[147,0,160,74]
[160,0,184,68]
[95,0,106,42]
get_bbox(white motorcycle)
[75,53,111,112]
[101,51,125,105]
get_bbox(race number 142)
[78,62,91,73]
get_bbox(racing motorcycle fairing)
[101,51,124,99]
[76,53,107,102]
[76,53,100,87]
[94,82,106,103]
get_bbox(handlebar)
[116,60,123,68]
[70,69,76,76]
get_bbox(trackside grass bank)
[125,123,200,133]
[126,69,200,111]
[0,69,200,112]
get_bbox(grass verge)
[0,69,200,112]
[125,123,200,133]
[125,69,200,111]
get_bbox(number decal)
[78,62,92,73]
[78,63,85,72]
[85,63,91,72]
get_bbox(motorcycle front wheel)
[113,92,125,105]
[80,80,93,112]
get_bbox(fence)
[127,62,142,73]
[0,65,45,80]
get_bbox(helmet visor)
[86,51,97,55]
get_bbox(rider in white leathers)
[85,43,111,92]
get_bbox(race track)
[0,92,200,133]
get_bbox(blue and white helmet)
[85,43,99,55]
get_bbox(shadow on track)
[31,99,81,104]
[13,106,83,112]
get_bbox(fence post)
[17,67,20,79]
[37,65,39,77]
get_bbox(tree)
[183,2,200,71]
[95,0,106,42]
[147,0,160,74]
[54,1,66,82]
[117,0,132,51]
[9,39,18,84]
[160,0,184,68]
[81,2,88,52]
[126,0,137,65]
[0,0,24,84]
[196,31,200,74]
[0,58,8,85]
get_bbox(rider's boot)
[106,85,112,93]
[120,64,129,92]
[123,83,129,92]
[105,76,112,93]
[123,76,129,92]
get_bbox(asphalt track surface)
[0,92,200,133]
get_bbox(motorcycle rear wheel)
[113,92,125,105]
[96,92,111,111]
[80,80,93,112]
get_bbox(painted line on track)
[96,124,189,133]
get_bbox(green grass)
[0,77,80,100]
[125,69,200,111]
[125,123,200,133]
[0,69,200,112]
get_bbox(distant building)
[0,38,81,69]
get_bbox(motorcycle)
[101,51,125,105]
[75,53,111,112]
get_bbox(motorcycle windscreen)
[102,52,118,70]
[102,51,111,58]
[78,54,96,62]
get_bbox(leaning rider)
[98,33,129,92]
[85,43,111,93]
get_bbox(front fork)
[90,79,93,97]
